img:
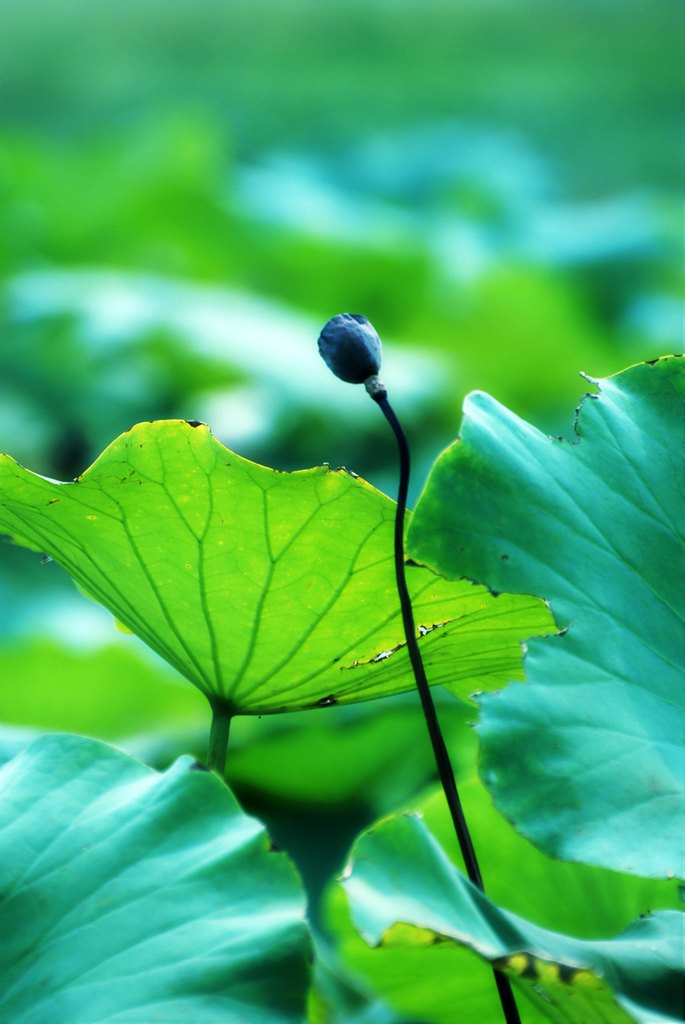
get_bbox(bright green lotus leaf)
[408,356,685,878]
[0,419,550,713]
[0,733,310,1023]
[0,636,471,815]
[341,813,684,1024]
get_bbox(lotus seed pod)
[317,313,382,384]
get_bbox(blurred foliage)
[0,0,681,192]
[0,110,679,490]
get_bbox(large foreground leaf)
[341,813,684,1024]
[0,420,549,713]
[408,357,685,877]
[0,734,310,1023]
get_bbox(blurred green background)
[0,0,682,1016]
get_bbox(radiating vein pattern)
[0,420,551,713]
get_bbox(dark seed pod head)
[318,313,382,384]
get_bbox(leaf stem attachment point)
[207,697,232,778]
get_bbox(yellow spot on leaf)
[382,922,437,948]
[505,954,529,976]
[571,970,603,990]
[536,961,561,985]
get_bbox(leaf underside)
[0,420,550,713]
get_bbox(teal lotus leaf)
[408,357,685,878]
[342,812,684,1024]
[0,733,310,1023]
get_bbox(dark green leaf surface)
[341,813,684,1024]
[408,357,685,877]
[0,420,550,713]
[0,734,310,1023]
